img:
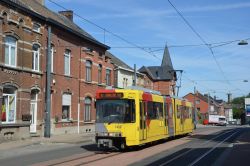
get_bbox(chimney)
[59,10,73,22]
[35,0,45,5]
[227,93,232,103]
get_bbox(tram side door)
[139,101,147,140]
[167,103,174,137]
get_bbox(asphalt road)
[0,126,249,166]
[132,126,250,166]
[0,142,96,166]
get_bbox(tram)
[95,87,194,150]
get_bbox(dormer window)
[33,23,41,33]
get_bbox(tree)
[232,107,244,119]
[231,93,250,119]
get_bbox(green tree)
[231,93,250,119]
[232,107,244,119]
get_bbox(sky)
[46,0,250,100]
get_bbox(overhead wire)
[48,0,161,60]
[48,0,248,98]
[167,0,247,96]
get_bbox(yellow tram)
[95,87,194,150]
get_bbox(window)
[147,102,154,119]
[98,64,102,84]
[32,44,40,71]
[51,46,54,73]
[5,36,17,67]
[96,99,135,123]
[64,50,71,75]
[147,102,163,120]
[85,60,92,82]
[2,86,17,123]
[106,69,111,86]
[189,107,192,118]
[177,105,182,119]
[33,23,41,33]
[195,99,200,104]
[62,94,71,120]
[84,97,91,122]
[123,78,128,88]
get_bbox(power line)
[183,79,249,82]
[48,0,161,60]
[106,38,250,49]
[167,0,240,92]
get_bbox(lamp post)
[238,40,248,45]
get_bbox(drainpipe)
[193,86,197,129]
[0,88,2,127]
[44,26,51,138]
[78,47,81,134]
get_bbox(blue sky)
[46,0,250,100]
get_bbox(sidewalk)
[0,132,95,151]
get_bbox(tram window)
[189,107,192,118]
[183,106,187,119]
[147,102,155,119]
[169,103,173,118]
[96,99,135,123]
[164,103,168,118]
[177,105,181,119]
[147,102,163,120]
[153,102,163,119]
[130,100,135,122]
[140,102,143,129]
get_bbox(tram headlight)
[109,132,122,137]
[96,132,122,137]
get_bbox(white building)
[106,51,145,89]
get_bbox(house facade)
[106,51,146,89]
[184,92,225,122]
[0,0,112,140]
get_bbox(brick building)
[184,92,225,122]
[138,46,176,95]
[0,0,112,140]
[184,92,209,121]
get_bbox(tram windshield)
[96,99,135,123]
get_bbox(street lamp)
[238,40,248,45]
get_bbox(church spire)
[161,45,173,69]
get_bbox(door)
[30,102,37,133]
[139,101,147,140]
[30,90,38,133]
[167,103,174,136]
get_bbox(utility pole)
[133,64,136,86]
[207,92,210,116]
[45,26,51,138]
[193,86,197,129]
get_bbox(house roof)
[5,0,109,49]
[138,46,175,81]
[105,51,133,70]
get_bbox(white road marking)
[159,129,234,166]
